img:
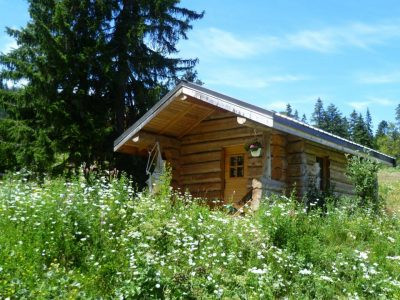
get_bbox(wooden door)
[224,145,248,203]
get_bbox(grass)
[0,170,399,298]
[379,167,400,214]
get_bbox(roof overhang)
[114,81,396,166]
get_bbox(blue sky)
[1,1,400,129]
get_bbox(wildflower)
[249,267,267,275]
[155,283,161,288]
[299,269,312,275]
[320,275,333,282]
[386,256,400,260]
[388,236,395,243]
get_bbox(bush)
[346,154,381,211]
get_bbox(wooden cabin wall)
[178,111,267,200]
[285,137,355,197]
[304,142,354,196]
[259,133,287,195]
[286,138,308,196]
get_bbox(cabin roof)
[114,81,396,166]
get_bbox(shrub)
[346,154,381,211]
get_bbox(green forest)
[282,101,400,162]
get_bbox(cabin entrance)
[224,145,248,203]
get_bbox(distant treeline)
[281,100,400,162]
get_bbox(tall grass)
[0,171,400,298]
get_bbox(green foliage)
[311,99,350,139]
[376,122,400,164]
[1,171,400,298]
[303,175,337,211]
[346,154,381,210]
[0,0,203,174]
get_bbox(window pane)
[237,155,244,166]
[237,167,243,177]
[230,168,236,177]
[230,156,237,166]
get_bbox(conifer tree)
[349,110,358,137]
[293,109,299,120]
[376,120,389,137]
[0,0,203,173]
[311,98,325,128]
[301,114,307,123]
[396,104,400,127]
[322,104,349,138]
[285,103,293,117]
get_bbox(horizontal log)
[305,142,347,163]
[180,172,222,185]
[287,163,308,177]
[181,136,256,155]
[189,190,222,199]
[287,140,305,154]
[182,182,221,192]
[182,127,258,145]
[181,161,221,175]
[248,166,263,178]
[180,151,221,165]
[287,152,306,164]
[271,146,286,157]
[332,181,355,195]
[271,134,287,146]
[330,170,351,184]
[248,157,263,167]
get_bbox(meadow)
[0,169,400,299]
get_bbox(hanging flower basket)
[250,147,262,157]
[245,141,263,157]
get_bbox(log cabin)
[114,81,396,205]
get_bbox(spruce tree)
[301,114,307,123]
[285,103,293,117]
[396,104,400,127]
[376,120,389,137]
[311,98,325,128]
[293,109,299,120]
[349,110,358,138]
[322,104,349,138]
[0,0,203,173]
[365,108,375,148]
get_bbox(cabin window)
[229,155,244,178]
[316,156,330,191]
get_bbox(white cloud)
[357,71,400,84]
[348,101,370,110]
[0,38,17,54]
[185,20,400,58]
[205,69,306,89]
[267,101,288,111]
[348,97,396,110]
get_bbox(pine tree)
[365,108,375,148]
[321,104,349,138]
[349,110,358,138]
[376,120,389,137]
[285,103,293,117]
[301,114,307,123]
[311,98,325,128]
[0,0,203,173]
[293,109,299,120]
[396,104,400,128]
[352,113,374,147]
